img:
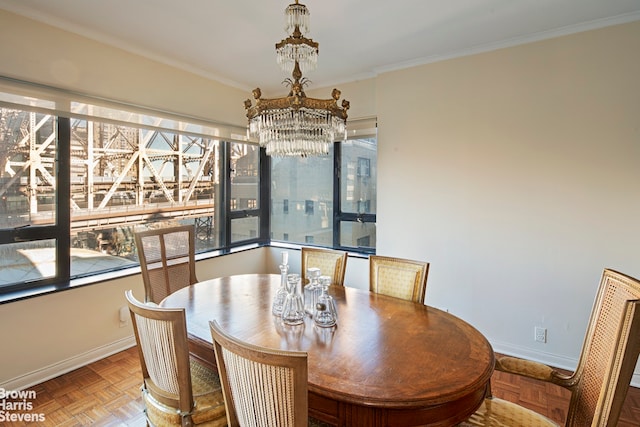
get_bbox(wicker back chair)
[301,247,348,286]
[209,320,308,427]
[460,269,640,427]
[125,291,226,427]
[134,224,197,304]
[369,255,430,304]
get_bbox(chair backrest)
[369,255,429,304]
[125,290,194,414]
[134,224,198,304]
[566,269,640,427]
[301,247,348,286]
[209,320,308,427]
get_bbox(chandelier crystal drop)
[245,0,349,157]
[283,1,310,34]
[275,36,318,75]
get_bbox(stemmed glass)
[282,274,305,325]
[314,275,338,328]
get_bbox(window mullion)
[56,116,71,280]
[333,141,342,248]
[259,147,270,243]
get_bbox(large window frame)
[333,139,377,254]
[0,77,376,301]
[0,78,267,301]
[269,123,377,253]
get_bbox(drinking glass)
[282,274,305,325]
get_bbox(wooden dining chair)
[125,290,226,427]
[209,320,309,427]
[301,246,348,286]
[134,224,198,304]
[459,269,640,427]
[369,255,430,304]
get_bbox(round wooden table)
[161,274,494,427]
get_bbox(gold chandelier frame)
[244,0,350,157]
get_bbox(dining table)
[160,273,495,427]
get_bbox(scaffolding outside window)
[0,82,263,296]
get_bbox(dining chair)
[459,268,640,427]
[301,246,348,286]
[134,224,198,304]
[125,290,226,427]
[209,320,309,427]
[369,255,430,304]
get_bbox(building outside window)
[270,152,334,247]
[228,142,261,244]
[339,138,377,251]
[0,84,261,296]
[270,135,377,251]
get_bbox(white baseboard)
[0,335,136,391]
[491,339,640,388]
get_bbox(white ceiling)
[2,0,640,95]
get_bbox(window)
[0,82,266,298]
[0,80,375,298]
[270,131,377,252]
[339,137,377,251]
[227,142,264,245]
[357,157,371,177]
[305,200,314,215]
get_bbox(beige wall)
[376,21,640,370]
[0,249,276,388]
[1,8,639,387]
[0,274,144,385]
[0,10,247,126]
[306,78,377,123]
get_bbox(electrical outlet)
[535,326,547,343]
[119,306,129,327]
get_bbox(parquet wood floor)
[3,347,640,426]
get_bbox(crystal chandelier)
[244,0,350,157]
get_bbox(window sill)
[0,242,371,305]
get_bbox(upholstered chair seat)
[143,359,226,427]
